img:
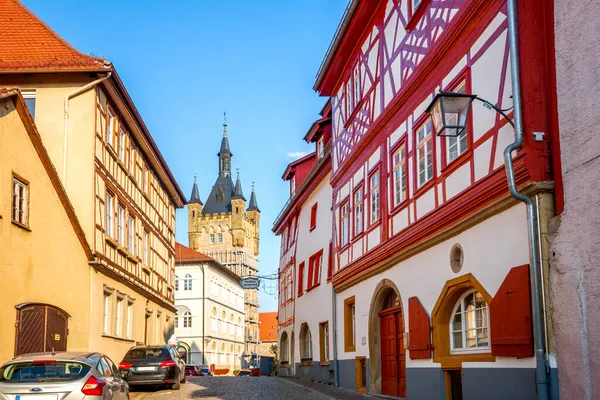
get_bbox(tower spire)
[247,182,260,212]
[218,113,232,177]
[189,173,202,204]
[232,168,246,201]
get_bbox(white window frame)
[107,110,115,147]
[115,297,123,337]
[12,177,29,226]
[417,120,434,188]
[447,81,469,163]
[341,202,349,247]
[218,233,223,243]
[353,188,363,236]
[353,65,360,107]
[183,311,192,328]
[102,292,111,334]
[105,192,114,237]
[369,171,380,224]
[450,289,490,353]
[210,234,215,244]
[127,215,135,254]
[126,301,133,338]
[393,144,407,206]
[290,178,296,197]
[345,81,352,117]
[184,274,192,291]
[21,90,36,119]
[117,204,125,246]
[119,128,126,162]
[143,229,149,265]
[317,137,325,159]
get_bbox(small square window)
[210,234,215,244]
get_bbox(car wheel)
[171,372,181,391]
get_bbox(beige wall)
[0,96,92,363]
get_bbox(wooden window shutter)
[407,296,432,359]
[490,264,534,357]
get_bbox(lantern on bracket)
[426,92,477,137]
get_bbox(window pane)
[452,331,463,349]
[477,328,489,347]
[452,312,462,331]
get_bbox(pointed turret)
[188,174,203,204]
[232,170,246,201]
[218,112,233,177]
[247,183,260,212]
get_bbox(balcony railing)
[273,143,332,229]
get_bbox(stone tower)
[187,116,261,359]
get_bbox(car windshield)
[0,361,91,383]
[126,348,170,360]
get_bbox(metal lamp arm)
[472,95,515,127]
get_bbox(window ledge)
[105,236,119,248]
[306,283,321,293]
[319,361,330,367]
[413,178,436,199]
[107,145,118,160]
[101,334,136,343]
[299,361,313,367]
[12,220,31,232]
[126,253,140,263]
[344,346,356,353]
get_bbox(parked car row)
[0,345,213,399]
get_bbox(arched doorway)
[178,341,191,364]
[368,280,406,397]
[280,331,289,363]
[15,304,69,356]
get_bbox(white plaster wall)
[335,204,534,369]
[293,174,334,364]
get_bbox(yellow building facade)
[187,121,261,356]
[0,89,93,363]
[0,1,186,364]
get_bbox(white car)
[0,351,130,399]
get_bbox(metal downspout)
[332,285,340,387]
[63,72,112,187]
[504,1,549,398]
[202,264,206,366]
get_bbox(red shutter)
[297,262,305,296]
[407,297,431,359]
[490,264,534,357]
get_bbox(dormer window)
[317,137,325,159]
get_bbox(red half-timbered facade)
[274,103,334,380]
[314,0,559,398]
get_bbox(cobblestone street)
[129,376,375,400]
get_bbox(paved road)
[129,376,374,400]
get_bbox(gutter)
[503,1,549,398]
[63,72,112,187]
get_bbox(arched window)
[280,332,289,363]
[221,311,227,333]
[299,323,312,362]
[174,315,179,329]
[211,307,217,331]
[450,289,489,351]
[184,274,192,291]
[175,275,179,291]
[183,311,192,328]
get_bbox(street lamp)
[426,92,514,137]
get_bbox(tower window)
[192,211,195,217]
[236,207,239,214]
[210,234,215,244]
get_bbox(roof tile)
[0,0,106,71]
[175,242,214,262]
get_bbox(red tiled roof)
[0,0,107,71]
[175,242,214,262]
[259,312,278,342]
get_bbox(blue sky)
[21,0,348,312]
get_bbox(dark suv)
[119,346,186,390]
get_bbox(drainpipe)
[332,285,340,387]
[63,72,112,187]
[503,1,549,399]
[202,264,206,366]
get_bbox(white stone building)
[174,242,245,370]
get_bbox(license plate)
[135,366,156,372]
[16,396,58,400]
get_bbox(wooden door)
[380,313,399,396]
[16,305,68,356]
[45,307,68,352]
[379,308,406,397]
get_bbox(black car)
[119,346,186,390]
